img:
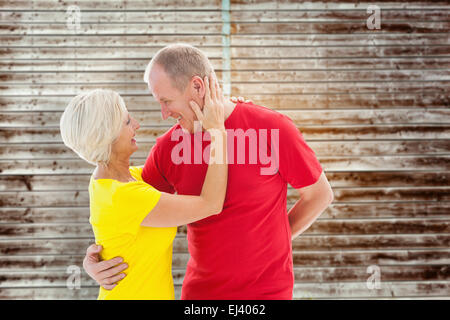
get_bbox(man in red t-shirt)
[83,44,334,299]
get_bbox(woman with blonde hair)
[59,75,227,299]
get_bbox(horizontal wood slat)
[1,141,450,160]
[0,0,222,10]
[0,250,448,272]
[2,10,449,24]
[2,93,448,112]
[2,46,449,60]
[2,70,449,84]
[3,82,449,95]
[3,202,449,224]
[1,58,448,73]
[3,126,449,143]
[2,234,450,255]
[0,265,448,288]
[2,34,450,47]
[1,171,449,191]
[1,219,449,238]
[1,155,450,174]
[2,109,449,128]
[1,282,449,300]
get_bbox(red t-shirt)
[142,102,323,299]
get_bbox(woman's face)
[111,111,140,159]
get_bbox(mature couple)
[60,44,334,300]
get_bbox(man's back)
[142,102,323,299]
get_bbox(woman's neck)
[94,157,134,182]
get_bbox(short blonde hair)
[60,89,127,166]
[143,43,213,92]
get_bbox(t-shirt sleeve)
[112,182,162,236]
[142,142,176,194]
[277,114,323,189]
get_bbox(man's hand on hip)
[82,244,128,290]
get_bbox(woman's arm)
[141,73,228,228]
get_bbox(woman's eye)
[127,119,131,125]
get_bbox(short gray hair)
[143,43,213,92]
[60,89,127,166]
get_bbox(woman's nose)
[133,118,140,130]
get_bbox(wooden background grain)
[0,0,449,300]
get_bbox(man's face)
[148,63,203,134]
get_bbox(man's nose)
[161,105,171,120]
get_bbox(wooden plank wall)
[0,0,449,299]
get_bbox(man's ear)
[191,76,206,99]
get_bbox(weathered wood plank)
[1,35,223,47]
[0,218,448,238]
[2,70,448,84]
[3,82,448,96]
[0,125,450,144]
[1,202,448,224]
[2,126,449,144]
[1,46,448,60]
[0,110,176,127]
[0,47,223,60]
[0,95,163,112]
[230,10,450,22]
[0,238,187,255]
[0,269,186,287]
[231,57,450,71]
[0,23,223,35]
[1,282,449,300]
[2,109,449,128]
[1,171,450,193]
[3,34,450,47]
[0,11,223,24]
[230,22,450,34]
[0,287,99,300]
[2,22,450,35]
[2,93,448,112]
[1,234,449,256]
[0,127,167,143]
[230,1,450,10]
[1,155,449,175]
[1,58,447,73]
[1,141,449,161]
[2,10,448,24]
[293,281,450,299]
[0,59,222,73]
[0,0,221,10]
[0,250,448,271]
[231,82,450,95]
[0,265,448,290]
[231,46,450,58]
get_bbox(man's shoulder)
[234,102,291,127]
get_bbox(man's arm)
[288,171,334,240]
